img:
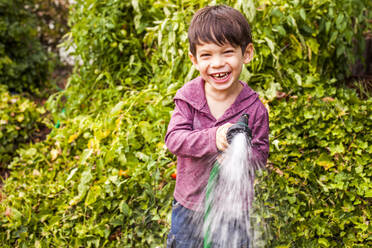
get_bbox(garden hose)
[54,108,65,128]
[54,85,66,129]
[226,114,251,144]
[203,114,251,248]
[203,160,220,248]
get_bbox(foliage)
[1,90,174,247]
[0,0,371,247]
[0,0,52,93]
[256,88,371,247]
[0,85,48,167]
[248,0,371,91]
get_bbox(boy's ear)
[189,52,200,71]
[243,43,254,64]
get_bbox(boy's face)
[189,42,253,93]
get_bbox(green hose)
[203,161,220,248]
[54,108,65,128]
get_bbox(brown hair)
[188,5,252,56]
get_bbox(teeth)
[213,72,229,79]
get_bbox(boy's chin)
[205,80,238,92]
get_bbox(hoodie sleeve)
[250,109,269,169]
[165,99,219,158]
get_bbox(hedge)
[0,0,52,93]
[0,0,371,247]
[0,85,48,167]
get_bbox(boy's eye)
[224,50,234,54]
[200,53,210,57]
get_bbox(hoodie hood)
[174,76,259,116]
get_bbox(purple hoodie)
[165,76,269,210]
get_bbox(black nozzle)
[226,114,252,144]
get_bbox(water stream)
[193,133,269,247]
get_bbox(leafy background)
[0,0,371,247]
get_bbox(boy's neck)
[204,81,243,120]
[204,81,243,101]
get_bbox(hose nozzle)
[226,114,252,144]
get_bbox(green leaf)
[25,147,37,157]
[329,31,338,44]
[264,37,275,53]
[138,121,155,142]
[80,149,93,164]
[299,8,306,20]
[67,168,78,181]
[77,168,93,200]
[10,208,22,221]
[329,143,345,155]
[318,238,330,247]
[306,38,319,55]
[110,101,125,115]
[119,201,131,216]
[85,185,101,206]
[365,188,372,198]
[316,153,335,170]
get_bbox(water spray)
[203,114,253,248]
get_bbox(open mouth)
[210,72,231,81]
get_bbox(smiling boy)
[165,5,269,247]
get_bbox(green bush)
[257,88,371,247]
[0,0,371,247]
[1,89,174,247]
[0,85,47,167]
[0,0,51,93]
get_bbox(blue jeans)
[166,199,250,248]
[166,199,204,248]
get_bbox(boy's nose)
[211,56,225,68]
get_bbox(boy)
[165,5,269,247]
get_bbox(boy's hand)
[216,123,233,151]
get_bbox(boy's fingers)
[216,136,226,151]
[216,153,224,163]
[218,136,228,151]
[221,123,231,133]
[216,122,233,151]
[217,139,224,151]
[222,142,228,150]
